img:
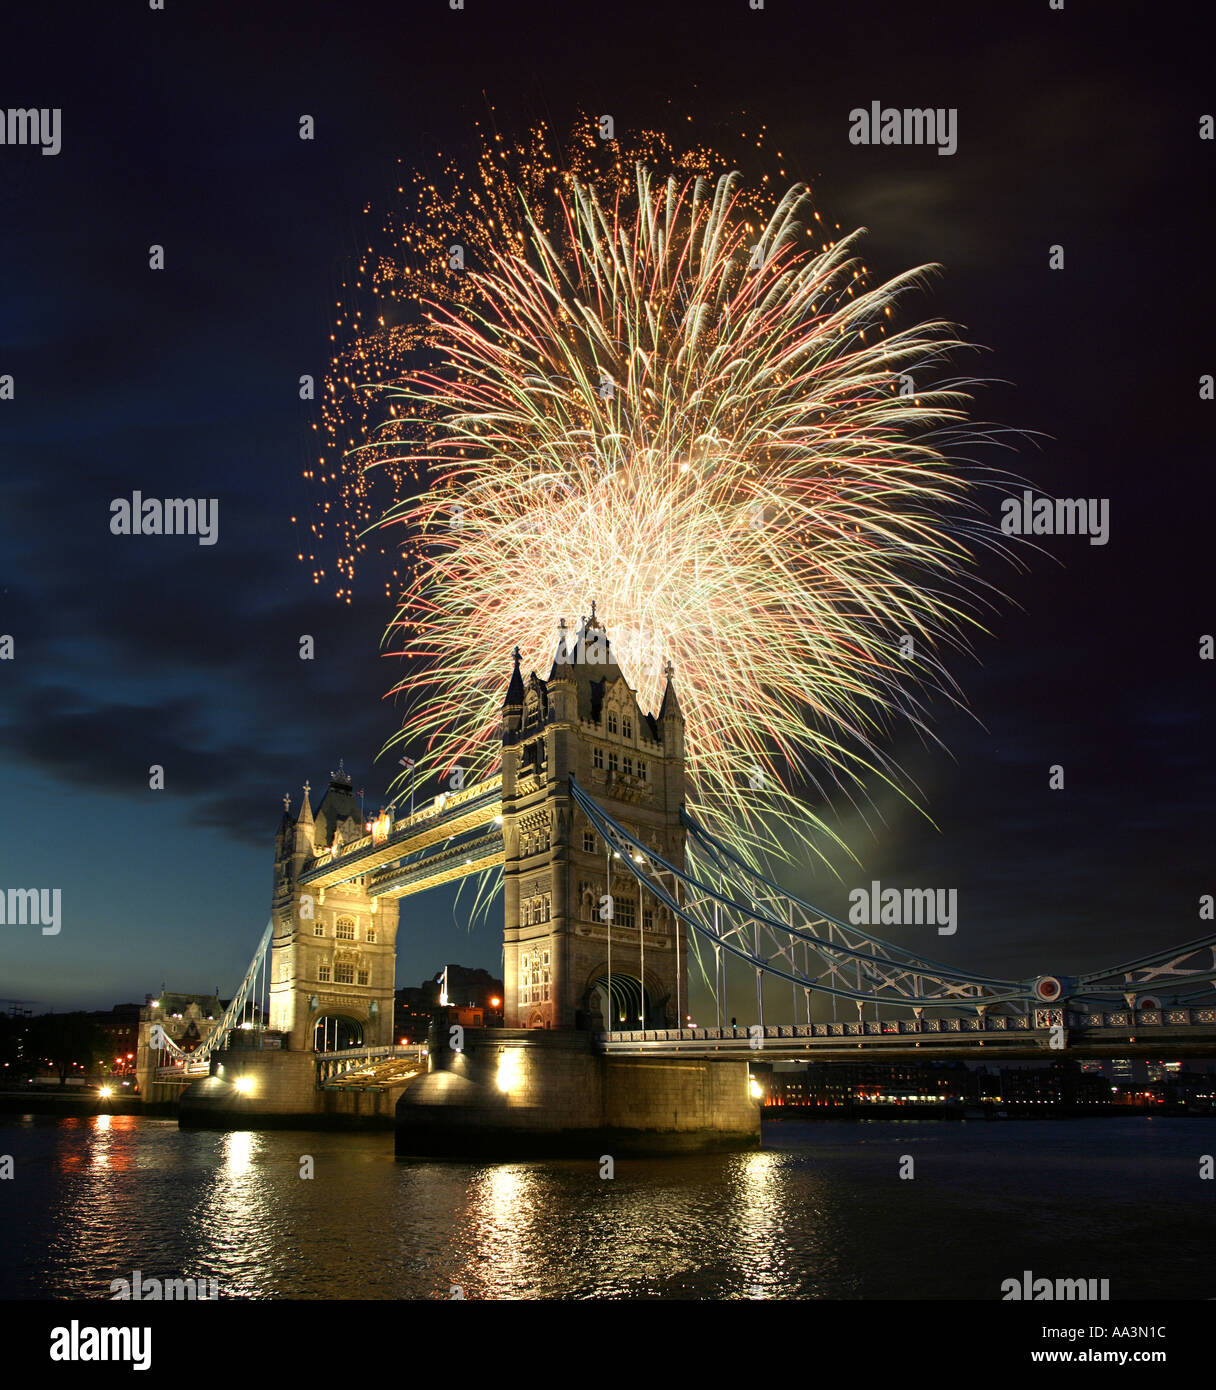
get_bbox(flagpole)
[399,754,416,823]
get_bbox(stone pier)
[178,1050,413,1130]
[396,1027,760,1157]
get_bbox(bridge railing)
[596,1006,1216,1049]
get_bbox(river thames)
[2,1114,1212,1300]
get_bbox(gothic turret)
[658,660,683,724]
[314,761,360,852]
[292,780,315,858]
[658,660,684,759]
[502,646,526,741]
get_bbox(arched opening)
[588,974,651,1031]
[313,1015,363,1052]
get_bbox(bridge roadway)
[298,776,504,897]
[156,1043,427,1087]
[154,1006,1216,1087]
[596,1005,1216,1061]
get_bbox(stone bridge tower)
[500,606,687,1030]
[269,766,399,1051]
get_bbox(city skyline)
[1,1,1211,1021]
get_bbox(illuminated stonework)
[500,609,688,1030]
[269,770,399,1050]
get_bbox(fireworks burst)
[314,124,1014,865]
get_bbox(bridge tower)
[269,766,399,1051]
[500,606,687,1030]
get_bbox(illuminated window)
[583,830,595,853]
[335,917,355,941]
[334,963,355,985]
[519,950,543,1006]
[318,964,331,982]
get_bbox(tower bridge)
[159,608,1216,1151]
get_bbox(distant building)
[88,1002,142,1072]
[141,992,224,1054]
[394,964,504,1043]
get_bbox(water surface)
[1,1115,1211,1299]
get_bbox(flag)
[399,757,415,769]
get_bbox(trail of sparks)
[313,124,1014,867]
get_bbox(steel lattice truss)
[1074,936,1216,1003]
[570,779,1216,1015]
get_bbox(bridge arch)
[313,1014,364,1052]
[583,971,669,1030]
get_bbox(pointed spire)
[297,779,314,826]
[503,645,525,708]
[659,660,683,722]
[549,616,576,680]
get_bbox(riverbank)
[0,1088,170,1118]
[761,1102,1214,1120]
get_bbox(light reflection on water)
[1,1115,1212,1299]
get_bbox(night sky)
[1,1,1211,1016]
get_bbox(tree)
[26,1013,109,1086]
